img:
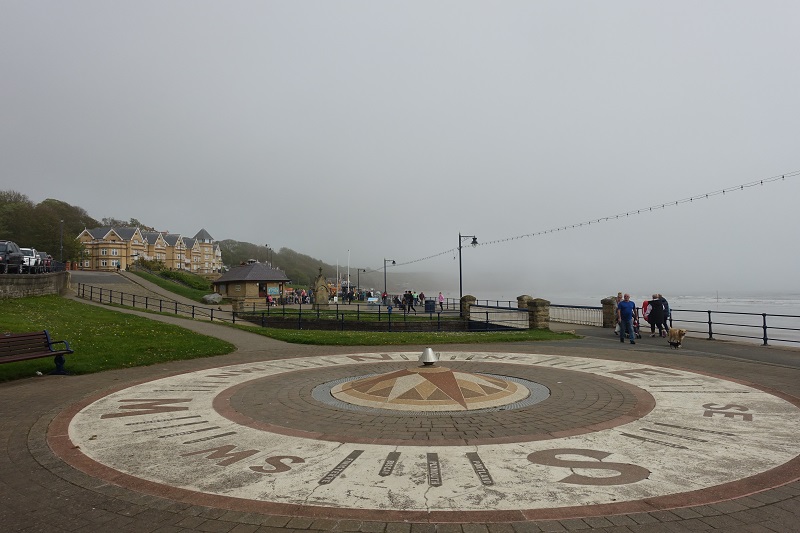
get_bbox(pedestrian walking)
[617,293,638,344]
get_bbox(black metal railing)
[73,283,800,344]
[666,308,800,346]
[76,283,230,322]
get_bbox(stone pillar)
[517,295,533,309]
[527,298,550,329]
[461,295,476,320]
[601,296,617,328]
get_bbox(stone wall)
[0,272,71,299]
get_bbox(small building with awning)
[212,262,291,309]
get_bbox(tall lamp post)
[59,220,64,263]
[458,233,478,304]
[357,268,366,295]
[383,258,395,301]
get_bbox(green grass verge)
[130,270,214,303]
[0,293,579,382]
[232,324,576,345]
[0,295,235,382]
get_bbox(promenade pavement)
[2,272,800,532]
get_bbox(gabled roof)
[162,234,183,247]
[81,227,143,242]
[182,237,197,249]
[113,227,142,241]
[194,228,214,241]
[141,231,167,245]
[213,262,291,284]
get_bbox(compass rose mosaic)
[49,352,800,522]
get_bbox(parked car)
[20,247,41,273]
[0,240,24,274]
[38,252,53,272]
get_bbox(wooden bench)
[0,330,74,374]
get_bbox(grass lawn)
[0,294,579,382]
[0,295,235,382]
[233,324,577,345]
[130,270,214,303]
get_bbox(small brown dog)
[668,328,687,349]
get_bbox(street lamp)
[383,258,395,301]
[458,232,478,303]
[357,268,366,296]
[59,220,64,263]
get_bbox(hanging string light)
[368,170,797,271]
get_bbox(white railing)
[549,305,603,326]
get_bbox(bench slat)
[0,330,73,373]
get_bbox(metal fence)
[73,283,800,344]
[667,308,800,346]
[550,305,603,326]
[467,305,529,331]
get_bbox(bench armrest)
[48,339,72,353]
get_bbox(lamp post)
[59,220,64,263]
[458,233,478,304]
[383,258,395,302]
[357,268,366,295]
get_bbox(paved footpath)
[2,274,800,532]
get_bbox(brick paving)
[2,271,800,531]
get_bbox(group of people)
[386,291,447,313]
[615,292,670,344]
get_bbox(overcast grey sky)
[2,1,798,300]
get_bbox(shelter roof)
[213,262,291,284]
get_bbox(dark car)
[0,240,24,274]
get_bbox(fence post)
[707,310,713,339]
[527,298,551,329]
[192,306,195,319]
[298,304,303,329]
[232,311,236,324]
[261,311,265,328]
[437,313,441,332]
[174,302,178,315]
[600,297,617,328]
[762,313,769,346]
[132,295,136,308]
[210,308,214,321]
[120,292,123,305]
[145,296,148,310]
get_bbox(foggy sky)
[2,1,798,300]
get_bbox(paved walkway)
[2,274,800,532]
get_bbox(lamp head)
[470,237,478,247]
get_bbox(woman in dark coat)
[648,294,665,337]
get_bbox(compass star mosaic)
[331,365,530,411]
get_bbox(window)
[101,249,108,256]
[111,249,119,256]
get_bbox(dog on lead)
[668,328,687,349]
